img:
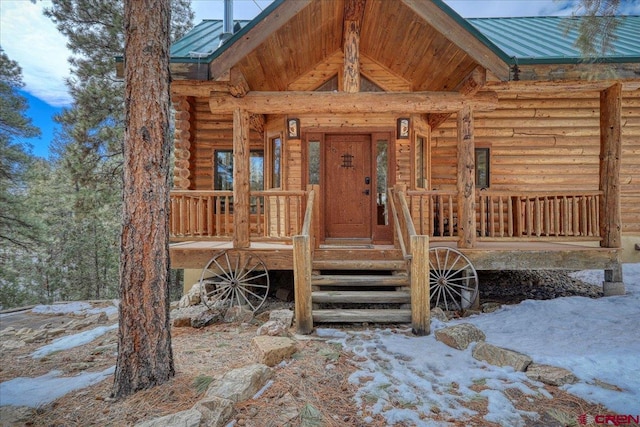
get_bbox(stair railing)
[389,185,431,336]
[293,186,317,334]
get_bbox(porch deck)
[170,240,619,272]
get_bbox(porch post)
[233,108,251,248]
[457,105,476,248]
[410,234,430,336]
[599,83,624,295]
[343,0,365,93]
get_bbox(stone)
[205,364,273,403]
[0,406,34,425]
[191,309,222,328]
[270,393,300,426]
[171,305,210,327]
[134,409,201,427]
[269,309,294,327]
[256,320,288,337]
[1,339,26,350]
[300,403,325,427]
[525,363,577,386]
[481,302,502,313]
[435,323,485,350]
[178,283,203,308]
[92,343,118,355]
[46,328,67,338]
[472,342,532,372]
[193,396,234,427]
[252,336,297,367]
[223,306,254,323]
[430,307,448,322]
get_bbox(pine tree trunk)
[113,0,174,398]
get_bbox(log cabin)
[123,0,640,334]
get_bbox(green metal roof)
[468,16,640,64]
[169,2,640,66]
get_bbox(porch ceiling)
[232,0,493,92]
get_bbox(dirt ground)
[0,296,612,427]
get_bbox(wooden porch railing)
[389,186,430,336]
[169,190,306,241]
[404,190,602,242]
[476,191,602,240]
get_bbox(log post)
[410,234,430,336]
[293,234,313,334]
[599,83,624,295]
[457,105,476,248]
[342,0,365,93]
[233,108,250,248]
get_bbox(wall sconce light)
[287,118,300,139]
[397,118,410,139]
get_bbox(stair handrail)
[388,186,417,260]
[293,187,316,334]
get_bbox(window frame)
[475,147,491,189]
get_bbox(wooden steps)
[310,256,410,325]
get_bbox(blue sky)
[2,0,640,158]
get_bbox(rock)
[1,339,26,350]
[92,343,118,355]
[481,302,502,313]
[224,306,253,323]
[193,396,234,427]
[67,312,108,331]
[430,307,449,322]
[271,393,300,426]
[205,364,273,403]
[46,328,67,338]
[525,363,577,386]
[171,305,210,327]
[134,409,201,427]
[178,283,203,308]
[256,320,288,337]
[252,336,297,367]
[191,309,222,328]
[472,342,532,372]
[435,323,485,350]
[269,309,294,327]
[0,406,34,424]
[300,403,325,427]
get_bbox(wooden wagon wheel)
[199,250,270,312]
[429,247,478,311]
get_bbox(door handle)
[365,177,370,185]
[363,189,370,195]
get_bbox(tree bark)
[114,0,174,398]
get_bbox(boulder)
[191,309,222,328]
[134,409,201,427]
[223,306,253,323]
[435,323,485,350]
[252,336,297,367]
[256,320,288,337]
[269,309,294,327]
[525,363,577,386]
[472,342,532,372]
[193,396,234,427]
[205,364,273,403]
[430,307,449,322]
[178,282,203,308]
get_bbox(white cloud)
[0,1,73,107]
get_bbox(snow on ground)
[0,367,115,408]
[1,265,638,422]
[31,323,118,359]
[321,263,640,426]
[31,300,118,317]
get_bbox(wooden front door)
[324,134,372,239]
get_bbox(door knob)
[363,189,370,195]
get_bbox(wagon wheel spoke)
[428,247,478,311]
[200,250,270,312]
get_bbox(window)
[376,139,389,226]
[415,135,427,189]
[214,150,264,191]
[307,139,320,185]
[475,147,490,188]
[270,137,282,189]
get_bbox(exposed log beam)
[486,78,640,93]
[599,83,622,249]
[249,113,265,138]
[171,80,230,97]
[342,0,366,93]
[229,68,250,97]
[428,66,486,129]
[457,105,476,249]
[210,91,498,114]
[402,0,510,81]
[209,0,312,80]
[233,108,251,249]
